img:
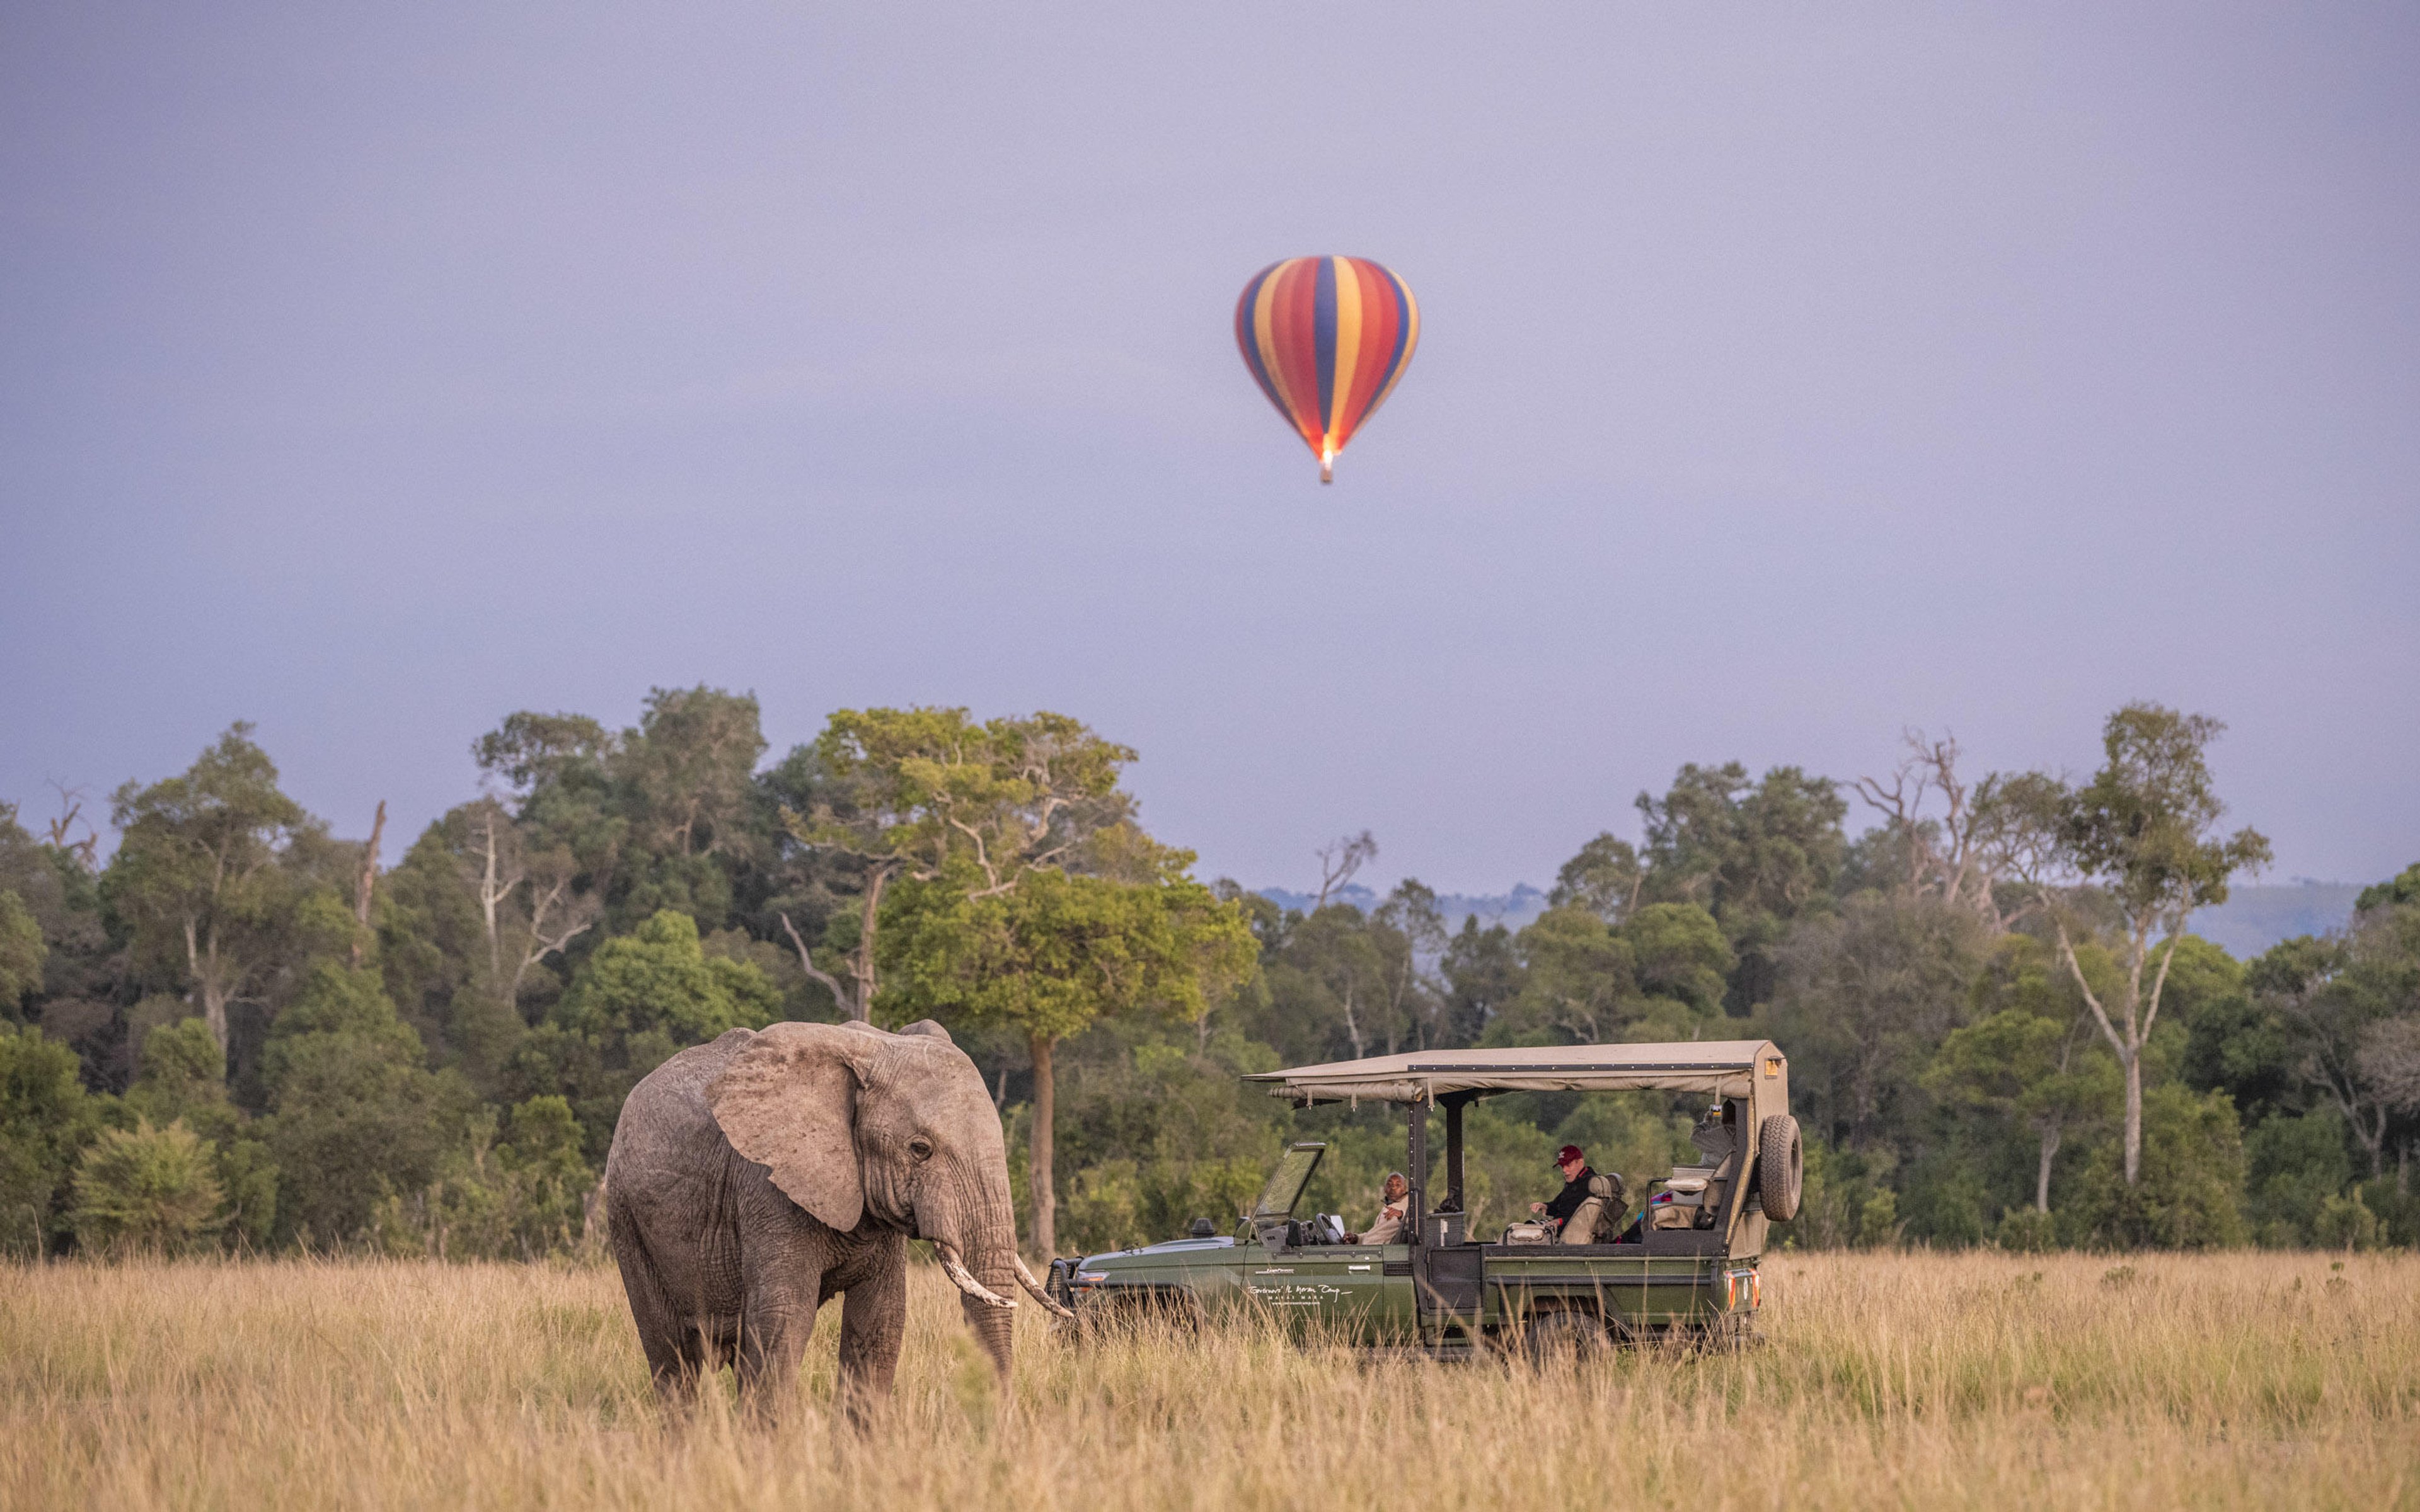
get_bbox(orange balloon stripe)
[1273,261,1324,447]
[1365,262,1420,418]
[1326,257,1364,453]
[1335,259,1397,447]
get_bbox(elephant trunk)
[961,1241,1020,1380]
[926,1169,1024,1380]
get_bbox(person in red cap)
[1530,1145,1597,1235]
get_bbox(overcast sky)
[3,2,2414,893]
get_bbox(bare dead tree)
[350,799,386,967]
[780,903,880,1022]
[1312,830,1378,914]
[2359,1016,2420,1118]
[510,844,598,999]
[468,800,524,980]
[1854,730,2039,931]
[42,782,99,869]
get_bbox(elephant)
[604,1017,1068,1420]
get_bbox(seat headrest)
[1663,1176,1708,1194]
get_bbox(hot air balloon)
[1235,256,1419,483]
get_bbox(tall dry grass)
[4,1251,2416,1510]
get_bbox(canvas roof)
[1247,1041,1782,1104]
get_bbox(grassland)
[4,1251,2416,1510]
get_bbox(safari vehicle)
[1045,1041,1802,1353]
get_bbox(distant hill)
[1253,881,2359,959]
[1249,883,1548,936]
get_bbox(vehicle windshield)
[1252,1143,1325,1217]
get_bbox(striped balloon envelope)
[1235,256,1419,483]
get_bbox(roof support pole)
[1443,1097,1465,1215]
[1407,1099,1428,1246]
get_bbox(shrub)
[1794,1140,1901,1249]
[1996,1207,2056,1253]
[71,1119,222,1256]
[2065,1085,2247,1249]
[2312,1190,2381,1251]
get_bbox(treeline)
[3,690,2415,1261]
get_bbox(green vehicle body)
[1047,1041,1798,1352]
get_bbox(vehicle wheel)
[1691,1315,1756,1354]
[1756,1114,1804,1221]
[1523,1307,1611,1365]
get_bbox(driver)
[1345,1172,1410,1245]
[1531,1145,1597,1235]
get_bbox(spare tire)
[1756,1114,1804,1221]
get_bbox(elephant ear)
[706,1022,880,1232]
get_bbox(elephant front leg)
[834,1254,907,1428]
[733,1260,821,1424]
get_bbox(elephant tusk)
[1013,1254,1077,1319]
[935,1244,1017,1310]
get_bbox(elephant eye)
[908,1137,935,1162]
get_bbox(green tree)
[1768,894,1988,1148]
[2250,898,2420,1176]
[884,838,1255,1256]
[2006,705,2271,1183]
[1490,901,1728,1048]
[1494,905,1632,1045]
[1637,762,1848,1011]
[262,964,472,1246]
[0,1022,100,1256]
[615,685,768,865]
[1925,987,2118,1215]
[2242,1108,2354,1246]
[1047,1030,1286,1255]
[554,908,779,1059]
[0,799,105,1005]
[103,725,346,1058]
[425,1094,597,1259]
[1624,902,1734,1014]
[1441,917,1523,1044]
[532,908,779,1158]
[1279,903,1390,1059]
[1369,880,1449,1054]
[1548,832,1643,922]
[375,811,512,1084]
[0,888,43,1013]
[611,686,771,931]
[2176,934,2302,1125]
[470,709,624,944]
[780,707,1134,1021]
[2354,862,2420,914]
[71,1118,223,1256]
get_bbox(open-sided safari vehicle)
[1045,1041,1801,1353]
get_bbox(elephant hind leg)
[613,1212,713,1408]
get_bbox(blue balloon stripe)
[1313,257,1338,435]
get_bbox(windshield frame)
[1252,1142,1327,1218]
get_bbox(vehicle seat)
[1559,1172,1625,1244]
[1647,1174,1707,1231]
